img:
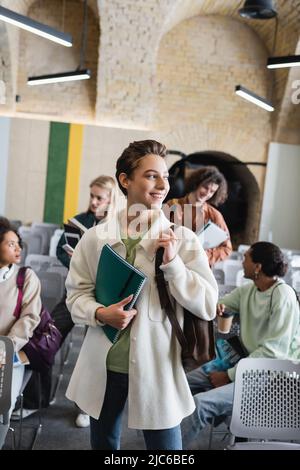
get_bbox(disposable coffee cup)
[217,311,234,334]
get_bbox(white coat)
[65,210,218,429]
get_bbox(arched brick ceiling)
[1,0,299,137]
[1,0,99,18]
[161,0,300,138]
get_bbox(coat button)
[132,336,137,341]
[131,359,136,364]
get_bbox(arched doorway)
[166,151,262,248]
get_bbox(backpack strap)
[154,227,188,353]
[13,266,28,319]
[270,280,300,313]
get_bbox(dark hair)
[115,140,167,196]
[0,216,22,248]
[185,166,228,207]
[250,242,287,277]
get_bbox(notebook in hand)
[202,336,248,374]
[95,244,147,343]
[198,220,229,249]
[63,223,84,251]
[67,217,87,234]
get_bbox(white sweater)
[66,210,218,428]
[0,265,41,351]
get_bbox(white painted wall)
[259,142,300,250]
[0,117,10,215]
[5,118,49,223]
[78,125,151,213]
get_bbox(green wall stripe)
[43,122,70,224]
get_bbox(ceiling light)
[0,5,72,47]
[27,69,91,86]
[267,55,300,69]
[235,85,274,112]
[238,0,277,20]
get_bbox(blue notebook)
[95,244,147,343]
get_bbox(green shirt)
[220,280,300,381]
[106,237,141,373]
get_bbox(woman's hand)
[65,248,73,258]
[95,294,137,329]
[156,228,178,264]
[216,303,226,316]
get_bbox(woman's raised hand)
[156,228,178,264]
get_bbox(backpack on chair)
[13,267,63,373]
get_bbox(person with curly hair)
[0,217,41,449]
[166,166,232,267]
[181,242,300,448]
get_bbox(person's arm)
[159,227,218,321]
[206,238,232,267]
[227,285,299,381]
[219,287,241,314]
[7,270,42,352]
[205,209,232,266]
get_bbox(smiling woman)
[166,166,232,267]
[65,139,218,450]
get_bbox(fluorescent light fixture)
[235,85,274,112]
[27,69,91,85]
[0,6,72,47]
[238,0,277,20]
[267,55,300,69]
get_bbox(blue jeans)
[90,370,182,450]
[181,366,234,448]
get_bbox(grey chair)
[0,336,14,448]
[38,271,65,313]
[0,337,14,424]
[25,254,61,272]
[32,223,60,255]
[227,358,300,450]
[212,268,225,285]
[10,369,43,450]
[218,284,236,298]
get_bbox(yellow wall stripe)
[63,124,84,222]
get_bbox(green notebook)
[95,244,147,343]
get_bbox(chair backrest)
[26,231,47,255]
[291,269,300,291]
[0,336,14,424]
[237,244,250,255]
[236,269,253,287]
[212,268,225,285]
[20,240,28,267]
[222,260,243,286]
[49,229,64,257]
[218,284,236,298]
[31,228,50,255]
[228,251,242,260]
[37,271,65,313]
[31,223,60,250]
[47,265,68,280]
[230,358,300,440]
[25,254,63,272]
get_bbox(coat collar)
[96,209,172,262]
[0,264,15,283]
